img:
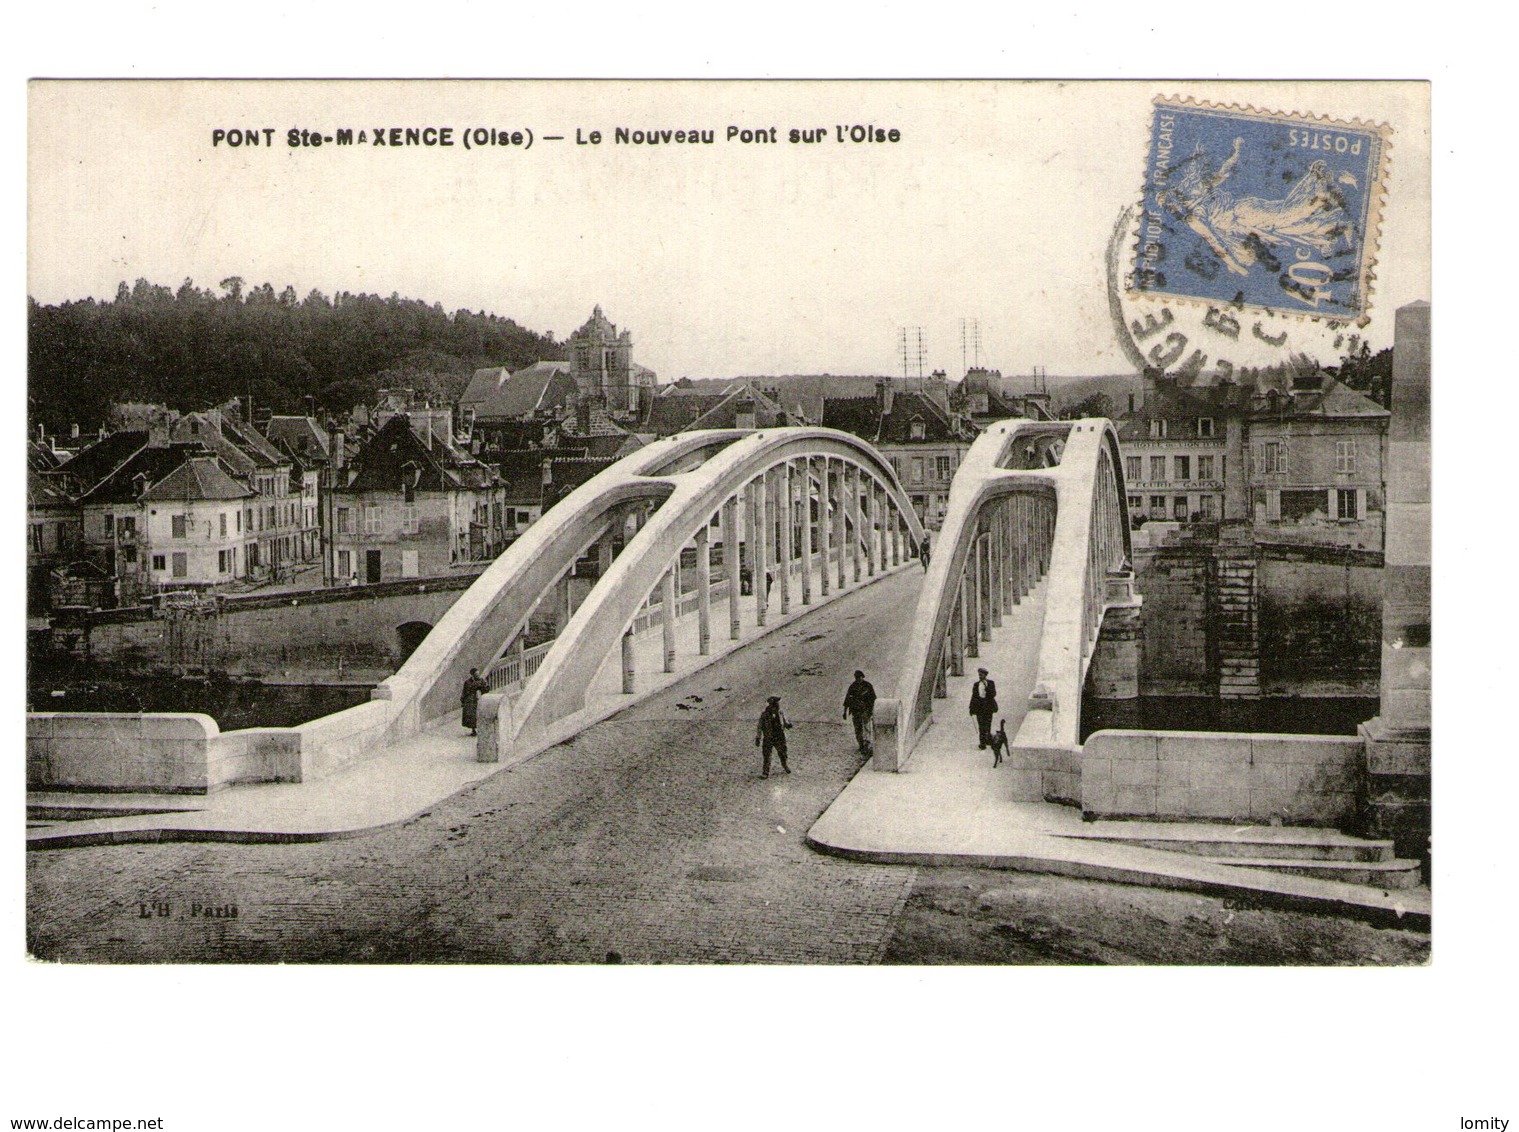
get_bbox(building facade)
[329,413,507,583]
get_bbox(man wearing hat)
[968,667,998,750]
[755,695,793,778]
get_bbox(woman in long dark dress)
[460,668,490,735]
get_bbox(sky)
[28,80,1430,383]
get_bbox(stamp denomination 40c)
[1131,98,1391,320]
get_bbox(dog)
[988,719,1009,768]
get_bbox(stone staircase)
[27,793,207,831]
[1056,821,1425,890]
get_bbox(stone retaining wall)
[1081,729,1362,826]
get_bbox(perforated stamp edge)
[1125,94,1394,329]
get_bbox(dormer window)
[1149,419,1167,440]
[910,419,926,441]
[1197,417,1215,438]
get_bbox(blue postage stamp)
[1130,98,1390,319]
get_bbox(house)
[263,414,332,563]
[138,456,257,589]
[822,382,977,529]
[641,381,796,436]
[328,414,507,583]
[169,409,304,579]
[1115,370,1390,549]
[460,361,578,425]
[951,367,1055,427]
[1247,373,1389,550]
[1116,378,1250,524]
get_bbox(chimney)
[71,422,80,439]
[332,430,346,472]
[577,399,593,434]
[133,472,150,499]
[303,395,315,418]
[877,380,894,417]
[541,457,554,487]
[735,397,757,431]
[1128,391,1136,413]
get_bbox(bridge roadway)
[27,570,926,964]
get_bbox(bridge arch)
[371,428,927,761]
[880,417,1138,771]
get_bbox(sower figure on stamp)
[460,667,490,736]
[755,695,792,778]
[842,670,877,756]
[969,667,998,750]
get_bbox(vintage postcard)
[25,80,1431,981]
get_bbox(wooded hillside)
[28,277,563,430]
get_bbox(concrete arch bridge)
[354,427,931,771]
[872,418,1141,799]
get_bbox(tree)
[1060,392,1114,420]
[1329,340,1393,408]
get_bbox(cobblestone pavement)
[27,572,924,964]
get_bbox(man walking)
[968,667,998,750]
[842,670,877,755]
[755,695,793,778]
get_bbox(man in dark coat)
[842,670,877,755]
[461,667,490,735]
[968,667,998,750]
[755,695,792,778]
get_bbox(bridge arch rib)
[879,417,1138,772]
[371,428,927,762]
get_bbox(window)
[1199,495,1217,520]
[400,503,419,534]
[1149,495,1166,515]
[364,505,382,534]
[123,546,137,564]
[152,554,166,571]
[1257,441,1286,476]
[909,420,926,441]
[219,513,227,538]
[337,549,351,577]
[29,524,43,554]
[1126,456,1141,482]
[171,552,187,578]
[1149,455,1166,481]
[1336,440,1357,474]
[1174,455,1191,480]
[171,514,188,539]
[218,549,230,573]
[1148,419,1167,439]
[1128,495,1143,514]
[117,516,136,538]
[910,457,925,484]
[104,513,114,538]
[337,507,352,534]
[517,510,532,526]
[1197,454,1215,480]
[1197,417,1215,438]
[936,456,955,480]
[401,549,419,578]
[1337,488,1359,520]
[1173,496,1188,520]
[236,510,242,533]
